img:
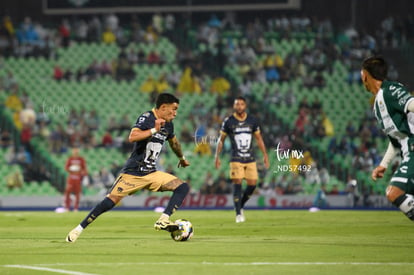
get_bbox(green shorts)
[390,157,414,194]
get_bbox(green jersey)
[373,80,414,159]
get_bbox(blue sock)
[233,184,242,215]
[164,182,189,216]
[80,197,115,228]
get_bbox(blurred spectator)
[20,124,32,153]
[105,13,119,33]
[214,178,232,194]
[58,19,71,47]
[177,67,201,94]
[92,167,115,194]
[147,50,161,64]
[140,76,156,93]
[85,110,100,131]
[74,19,88,42]
[294,108,309,135]
[110,162,122,177]
[37,121,50,139]
[126,48,138,64]
[88,16,102,42]
[98,60,113,76]
[101,131,113,148]
[346,177,359,207]
[155,74,170,93]
[16,17,39,47]
[1,15,15,48]
[144,25,158,43]
[321,112,334,137]
[210,75,230,95]
[329,184,340,195]
[200,171,215,194]
[106,116,119,134]
[53,64,64,81]
[3,71,18,91]
[5,89,23,112]
[6,169,23,189]
[0,129,12,148]
[118,114,132,136]
[345,120,357,139]
[102,27,116,44]
[49,124,66,153]
[284,174,303,194]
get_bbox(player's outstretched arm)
[215,133,226,169]
[168,136,190,168]
[254,131,270,169]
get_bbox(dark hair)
[235,96,247,103]
[155,93,180,108]
[362,56,388,81]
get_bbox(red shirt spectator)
[20,125,32,144]
[54,65,64,80]
[147,50,160,64]
[101,131,113,147]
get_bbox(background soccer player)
[66,93,190,242]
[362,56,414,221]
[215,96,269,223]
[64,146,87,212]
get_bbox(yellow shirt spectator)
[210,76,230,96]
[177,67,194,93]
[13,111,22,130]
[140,76,156,93]
[322,114,335,136]
[5,91,23,112]
[4,16,15,35]
[102,28,116,44]
[155,75,170,93]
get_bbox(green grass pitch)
[1,209,414,275]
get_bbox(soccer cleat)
[66,227,82,243]
[154,219,179,232]
[240,209,246,222]
[236,209,246,223]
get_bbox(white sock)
[160,213,170,220]
[76,224,84,232]
[399,194,414,214]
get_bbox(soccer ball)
[170,219,194,242]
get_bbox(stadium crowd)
[1,11,413,200]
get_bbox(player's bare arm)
[168,136,190,168]
[128,118,165,142]
[254,131,270,169]
[215,132,227,169]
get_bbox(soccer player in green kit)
[362,56,414,221]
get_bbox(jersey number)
[145,142,162,163]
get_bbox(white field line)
[11,262,414,266]
[3,265,99,275]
